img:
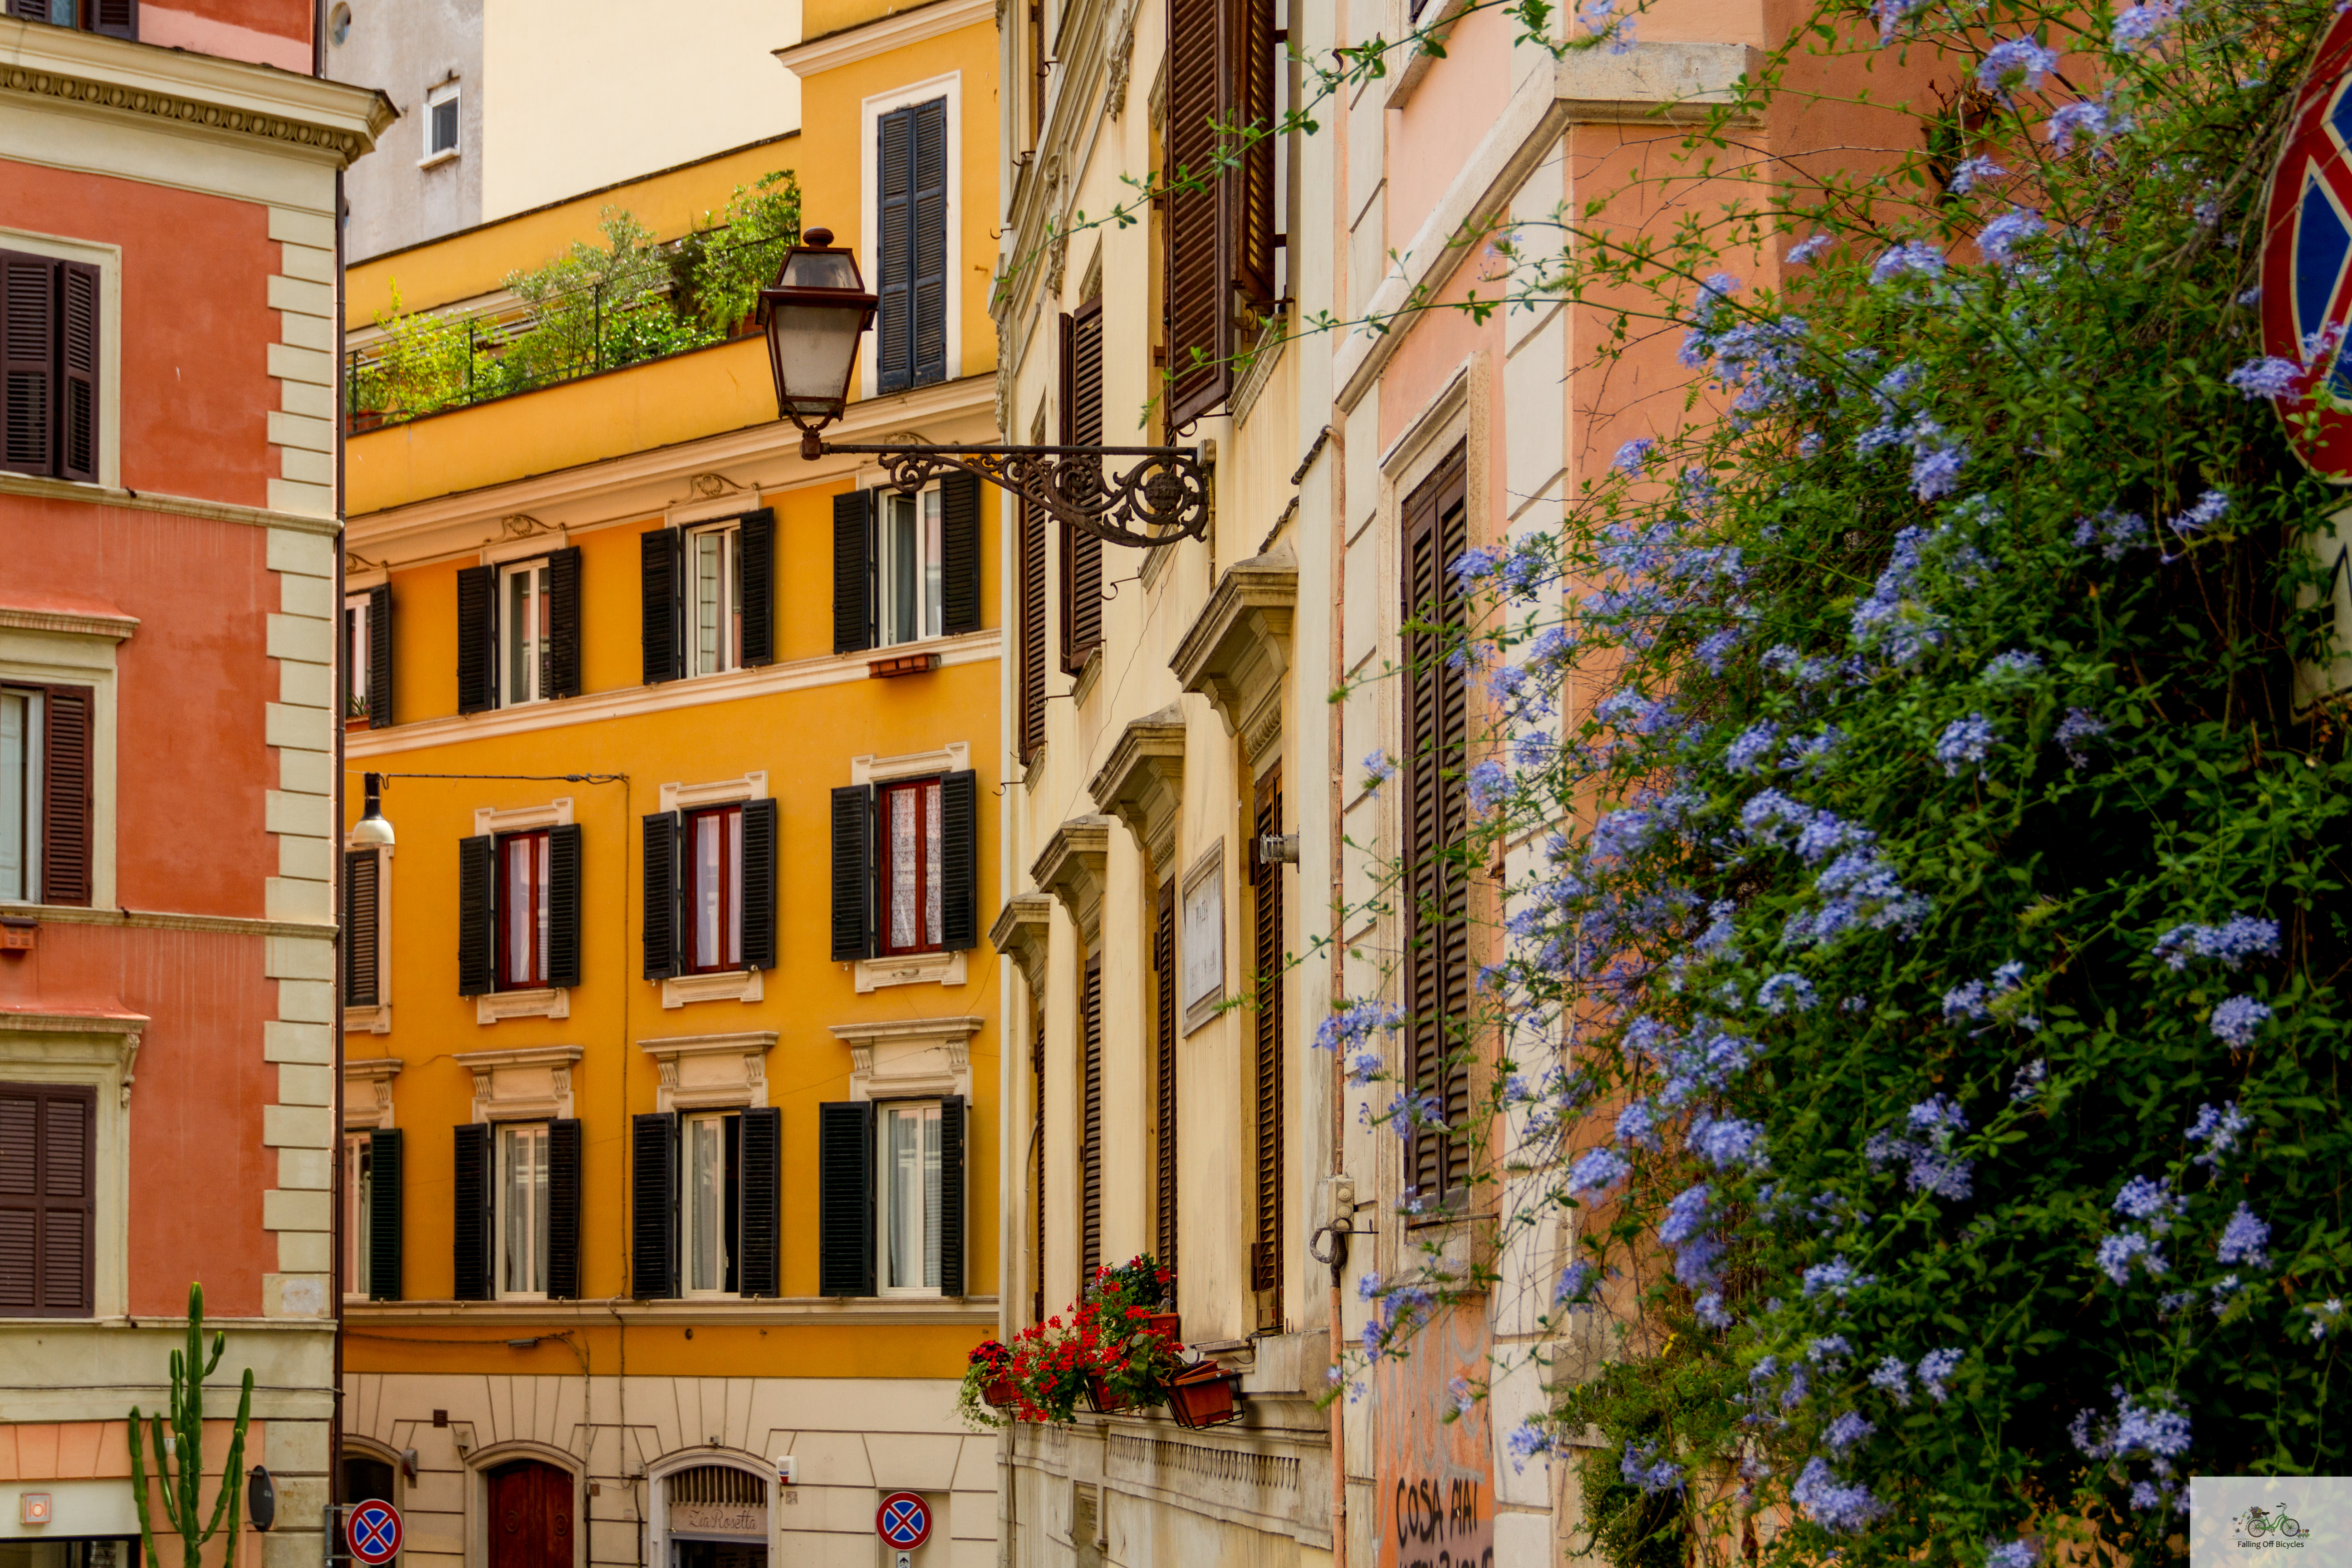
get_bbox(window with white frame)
[880,1101,944,1293]
[343,1132,373,1299]
[681,1110,738,1295]
[2,687,43,904]
[684,804,743,974]
[425,82,460,162]
[877,487,944,648]
[687,523,744,676]
[500,559,552,707]
[498,1121,550,1298]
[343,594,372,721]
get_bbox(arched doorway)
[664,1464,769,1568]
[486,1459,575,1568]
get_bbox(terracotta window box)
[982,1375,1020,1410]
[1165,1362,1245,1430]
[869,652,941,679]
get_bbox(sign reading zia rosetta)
[2264,5,2352,703]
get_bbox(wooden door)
[488,1460,574,1568]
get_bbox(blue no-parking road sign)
[876,1491,931,1550]
[348,1500,403,1565]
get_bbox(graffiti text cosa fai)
[1392,1475,1493,1568]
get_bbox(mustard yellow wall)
[344,1323,987,1380]
[799,0,935,45]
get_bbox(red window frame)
[684,804,743,974]
[496,828,551,990]
[877,777,944,957]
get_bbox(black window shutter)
[456,835,496,995]
[641,528,680,685]
[545,545,582,699]
[939,472,982,637]
[1,252,56,479]
[911,96,949,387]
[57,261,97,485]
[937,1094,966,1297]
[452,1122,492,1301]
[829,784,874,961]
[39,685,91,907]
[817,1100,876,1297]
[740,508,777,666]
[737,1104,781,1298]
[833,489,873,654]
[546,1118,582,1299]
[631,1111,678,1299]
[641,812,681,980]
[367,1127,403,1302]
[343,849,381,1007]
[740,798,778,971]
[455,564,495,714]
[939,770,977,951]
[876,105,914,394]
[91,0,137,39]
[366,584,394,726]
[546,822,582,989]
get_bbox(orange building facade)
[0,8,388,1568]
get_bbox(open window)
[451,1118,580,1301]
[640,512,774,685]
[628,1106,780,1299]
[456,549,580,714]
[815,1097,965,1298]
[1,683,92,908]
[343,586,391,726]
[830,476,982,656]
[343,1126,401,1301]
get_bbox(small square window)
[425,83,460,161]
[878,488,943,648]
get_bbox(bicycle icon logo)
[2238,1506,2310,1540]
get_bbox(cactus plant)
[127,1283,253,1568]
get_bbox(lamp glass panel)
[781,252,861,289]
[769,303,864,412]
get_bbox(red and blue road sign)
[348,1500,403,1565]
[2263,3,2352,476]
[876,1491,932,1550]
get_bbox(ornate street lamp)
[760,227,1210,549]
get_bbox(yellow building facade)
[335,9,1004,1568]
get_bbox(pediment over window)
[1170,549,1297,753]
[1031,817,1112,944]
[637,1031,777,1113]
[989,892,1054,993]
[1087,705,1186,869]
[453,1045,583,1122]
[829,1016,982,1102]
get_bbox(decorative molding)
[1105,6,1139,118]
[1088,706,1186,870]
[850,740,970,786]
[0,1006,147,1106]
[660,969,764,1009]
[989,893,1054,994]
[830,1016,983,1102]
[772,0,993,76]
[637,1031,777,1113]
[472,797,572,837]
[343,1003,392,1036]
[0,472,343,536]
[660,770,768,815]
[1170,549,1298,742]
[346,1294,998,1328]
[1229,315,1288,429]
[475,987,569,1025]
[497,513,563,541]
[854,949,968,994]
[1032,818,1112,945]
[343,1058,403,1129]
[5,903,332,940]
[0,605,137,642]
[455,1044,583,1122]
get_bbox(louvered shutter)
[911,97,950,386]
[938,771,977,951]
[343,849,381,1007]
[546,823,582,989]
[57,262,96,484]
[546,1118,582,1299]
[1,1,44,19]
[1080,954,1103,1281]
[0,1086,93,1316]
[1018,498,1048,763]
[545,546,582,699]
[367,1128,402,1301]
[740,798,777,971]
[1,252,54,479]
[0,1089,35,1312]
[939,472,982,637]
[640,528,680,685]
[833,489,873,654]
[456,835,496,996]
[876,105,915,395]
[738,1105,781,1298]
[631,1111,678,1298]
[1402,452,1473,1206]
[830,784,874,961]
[92,0,137,38]
[1250,769,1284,1311]
[39,685,91,906]
[452,1122,492,1301]
[817,1100,876,1296]
[739,509,777,666]
[1154,879,1179,1276]
[1029,997,1046,1323]
[366,585,394,726]
[1162,0,1225,427]
[455,564,495,713]
[641,812,681,980]
[1059,304,1104,672]
[937,1094,967,1297]
[1230,0,1279,310]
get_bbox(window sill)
[476,987,568,1024]
[343,1004,390,1035]
[416,148,459,169]
[853,950,965,993]
[661,968,764,1009]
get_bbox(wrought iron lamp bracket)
[821,442,1208,549]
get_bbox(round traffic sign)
[348,1500,403,1565]
[876,1491,931,1550]
[2260,3,2352,475]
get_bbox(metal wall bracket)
[823,442,1209,549]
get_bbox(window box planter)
[983,1375,1020,1410]
[1083,1375,1140,1415]
[1165,1361,1245,1430]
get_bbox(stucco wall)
[329,0,484,264]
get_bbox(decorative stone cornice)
[772,0,993,77]
[1088,706,1186,871]
[1031,818,1113,945]
[829,1017,983,1103]
[0,20,395,165]
[637,1031,776,1113]
[990,893,1054,993]
[1171,549,1298,742]
[343,1058,402,1129]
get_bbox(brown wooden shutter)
[1402,450,1473,1207]
[1018,498,1048,763]
[39,685,92,907]
[1080,953,1103,1283]
[1249,768,1284,1319]
[1029,995,1045,1324]
[1,252,54,479]
[55,261,97,484]
[1162,0,1224,427]
[0,1084,94,1316]
[91,0,137,39]
[1154,878,1179,1276]
[1229,0,1279,310]
[343,848,381,1007]
[1060,302,1104,671]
